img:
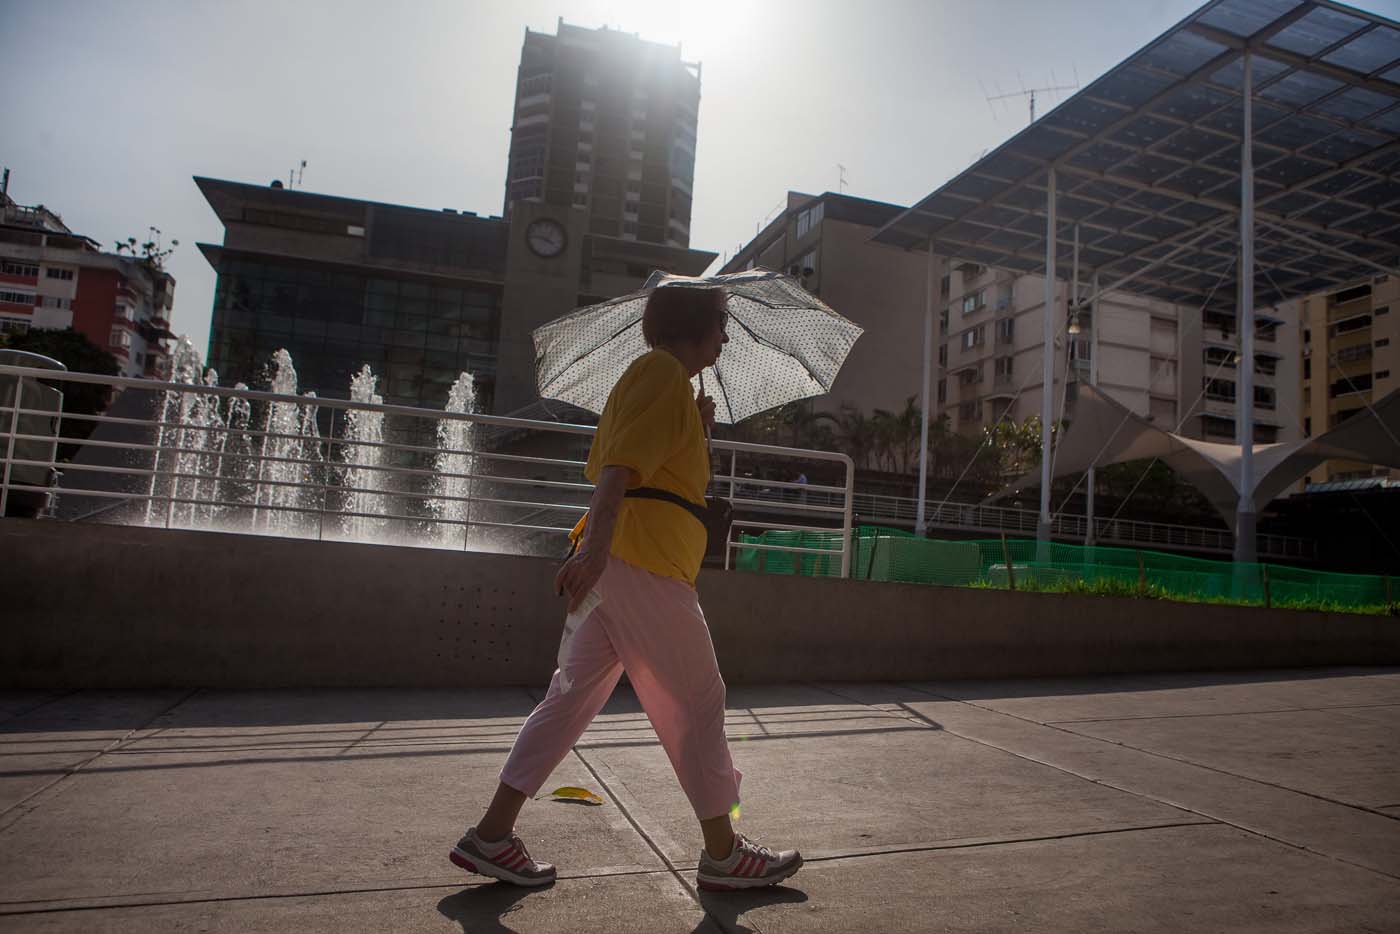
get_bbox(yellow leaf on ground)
[545,786,604,805]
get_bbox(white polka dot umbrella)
[532,269,864,425]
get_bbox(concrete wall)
[3,519,1397,688]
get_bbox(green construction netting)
[733,527,1396,613]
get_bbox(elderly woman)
[450,286,802,892]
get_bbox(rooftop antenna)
[837,164,848,194]
[289,159,306,189]
[985,71,1080,125]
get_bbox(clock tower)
[495,200,588,415]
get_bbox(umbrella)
[532,269,863,424]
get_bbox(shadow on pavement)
[436,881,543,934]
[695,885,809,934]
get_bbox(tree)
[0,328,120,458]
[114,229,178,271]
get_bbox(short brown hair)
[641,286,726,348]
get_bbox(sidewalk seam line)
[0,687,201,828]
[945,692,1400,822]
[887,683,1400,882]
[0,867,678,917]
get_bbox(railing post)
[1262,564,1271,609]
[1136,550,1146,597]
[1001,532,1016,591]
[839,454,854,579]
[1,375,23,518]
[318,408,335,542]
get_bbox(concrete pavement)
[2,668,1398,932]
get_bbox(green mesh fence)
[733,527,1396,614]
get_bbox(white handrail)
[0,365,856,577]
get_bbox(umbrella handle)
[699,371,713,454]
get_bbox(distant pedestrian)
[796,471,809,505]
[450,285,803,892]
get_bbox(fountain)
[432,371,478,548]
[338,364,389,543]
[125,343,496,550]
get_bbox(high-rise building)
[0,182,176,379]
[503,20,700,249]
[1298,275,1399,485]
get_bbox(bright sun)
[578,0,757,63]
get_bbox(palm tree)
[829,404,875,470]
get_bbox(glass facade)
[207,255,502,410]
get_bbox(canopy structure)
[1000,384,1400,529]
[874,0,1400,560]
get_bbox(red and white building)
[1,185,176,379]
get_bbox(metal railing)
[733,487,1313,560]
[0,365,856,578]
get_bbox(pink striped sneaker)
[696,833,803,891]
[449,827,556,887]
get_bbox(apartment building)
[0,182,176,378]
[1299,275,1399,484]
[503,20,700,249]
[722,189,1301,448]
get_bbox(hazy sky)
[5,0,1398,358]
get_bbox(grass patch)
[968,576,1396,615]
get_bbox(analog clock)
[526,218,567,258]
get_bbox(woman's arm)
[554,464,632,611]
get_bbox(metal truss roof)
[874,0,1400,313]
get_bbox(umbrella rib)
[539,315,645,396]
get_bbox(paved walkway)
[2,668,1398,932]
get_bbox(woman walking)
[450,285,802,891]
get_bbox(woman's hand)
[555,543,608,613]
[697,390,716,432]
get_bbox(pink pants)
[500,556,742,820]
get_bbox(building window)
[1378,338,1391,348]
[114,303,135,321]
[110,327,132,349]
[1304,417,1311,437]
[1376,305,1390,316]
[40,296,70,310]
[45,267,74,281]
[2,261,39,278]
[937,378,946,403]
[0,289,36,305]
[996,317,1014,343]
[795,203,824,239]
[995,356,1013,379]
[1331,315,1371,336]
[1204,377,1235,402]
[959,364,982,386]
[1254,386,1276,410]
[937,344,947,367]
[961,324,985,351]
[959,400,980,423]
[1303,357,1311,380]
[0,317,30,335]
[1379,370,1391,380]
[961,290,986,315]
[572,193,588,207]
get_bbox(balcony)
[1204,395,1237,418]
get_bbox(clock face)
[526,218,567,258]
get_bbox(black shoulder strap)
[625,486,708,525]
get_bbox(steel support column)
[915,241,935,537]
[1235,49,1258,564]
[1038,168,1057,542]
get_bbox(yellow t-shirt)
[570,349,709,585]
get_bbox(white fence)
[0,365,856,578]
